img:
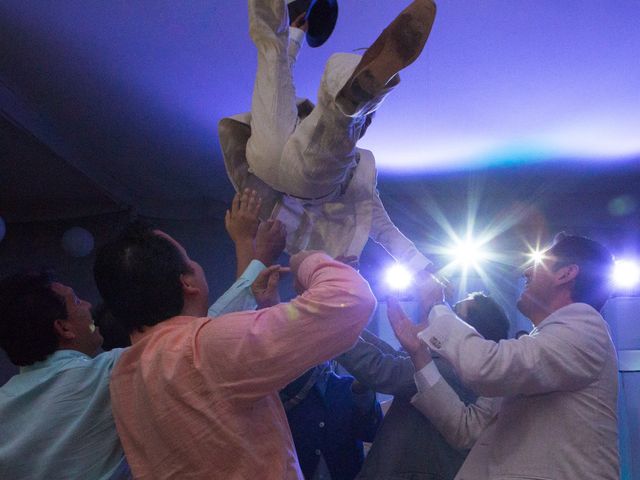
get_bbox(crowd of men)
[0,0,621,479]
[0,189,620,480]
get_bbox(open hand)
[225,189,261,244]
[387,296,429,356]
[255,219,286,266]
[251,265,289,309]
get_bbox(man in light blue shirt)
[0,272,129,480]
[0,267,279,480]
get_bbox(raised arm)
[419,304,611,397]
[411,364,500,449]
[288,18,307,69]
[207,259,266,317]
[199,252,377,402]
[337,333,417,397]
[387,296,499,449]
[369,188,432,272]
[224,188,261,278]
[210,207,288,317]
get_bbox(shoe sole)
[341,0,436,105]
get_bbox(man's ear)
[555,264,579,286]
[180,273,200,296]
[53,318,75,340]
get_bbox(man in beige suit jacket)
[388,233,619,480]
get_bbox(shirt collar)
[531,302,587,334]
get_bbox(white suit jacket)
[412,303,619,480]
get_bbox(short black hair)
[92,302,131,350]
[463,292,510,342]
[0,271,66,366]
[548,233,614,311]
[93,222,191,334]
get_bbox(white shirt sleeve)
[369,189,432,272]
[288,27,305,69]
[413,360,442,389]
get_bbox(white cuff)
[404,252,433,274]
[414,361,442,391]
[429,303,452,321]
[417,304,452,346]
[289,27,305,47]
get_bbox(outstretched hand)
[225,189,261,244]
[255,219,287,266]
[387,296,429,357]
[251,265,289,309]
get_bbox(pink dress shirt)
[109,253,376,479]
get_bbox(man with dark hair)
[337,292,510,480]
[0,190,285,480]
[453,291,510,343]
[94,223,205,334]
[93,224,376,478]
[389,233,619,480]
[0,272,130,480]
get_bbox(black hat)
[288,0,338,48]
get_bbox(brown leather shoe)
[337,0,436,114]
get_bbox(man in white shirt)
[388,233,619,480]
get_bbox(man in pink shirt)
[93,222,376,479]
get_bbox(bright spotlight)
[612,259,640,289]
[449,239,488,269]
[385,264,413,290]
[528,248,546,265]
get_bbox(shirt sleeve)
[411,363,500,449]
[360,329,402,355]
[337,335,417,397]
[207,260,265,317]
[288,27,305,69]
[419,304,612,397]
[196,253,377,402]
[369,190,432,272]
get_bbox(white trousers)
[245,0,395,200]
